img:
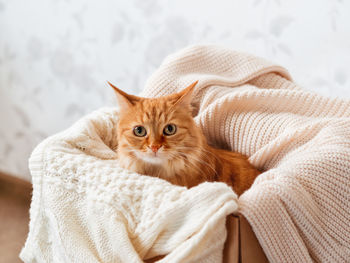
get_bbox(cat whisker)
[165,146,218,177]
[168,155,202,183]
[187,155,219,179]
[177,146,221,160]
[174,151,219,179]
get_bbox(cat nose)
[150,145,161,153]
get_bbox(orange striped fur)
[109,81,260,196]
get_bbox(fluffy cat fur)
[109,81,260,196]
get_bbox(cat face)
[110,82,203,167]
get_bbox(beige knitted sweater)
[21,45,350,262]
[141,45,350,262]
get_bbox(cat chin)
[137,154,166,165]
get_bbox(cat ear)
[173,81,198,108]
[108,82,140,110]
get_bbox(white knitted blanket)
[21,45,350,262]
[20,114,238,263]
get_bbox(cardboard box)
[224,214,268,263]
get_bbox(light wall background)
[1,0,349,181]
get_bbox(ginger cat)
[109,81,260,196]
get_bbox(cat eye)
[133,126,147,137]
[163,124,177,136]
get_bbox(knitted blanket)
[21,45,350,262]
[20,114,238,263]
[141,45,350,262]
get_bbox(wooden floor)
[0,172,32,263]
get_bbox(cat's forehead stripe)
[135,99,174,123]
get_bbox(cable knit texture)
[19,105,238,262]
[21,45,350,262]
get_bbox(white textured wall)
[1,0,349,181]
